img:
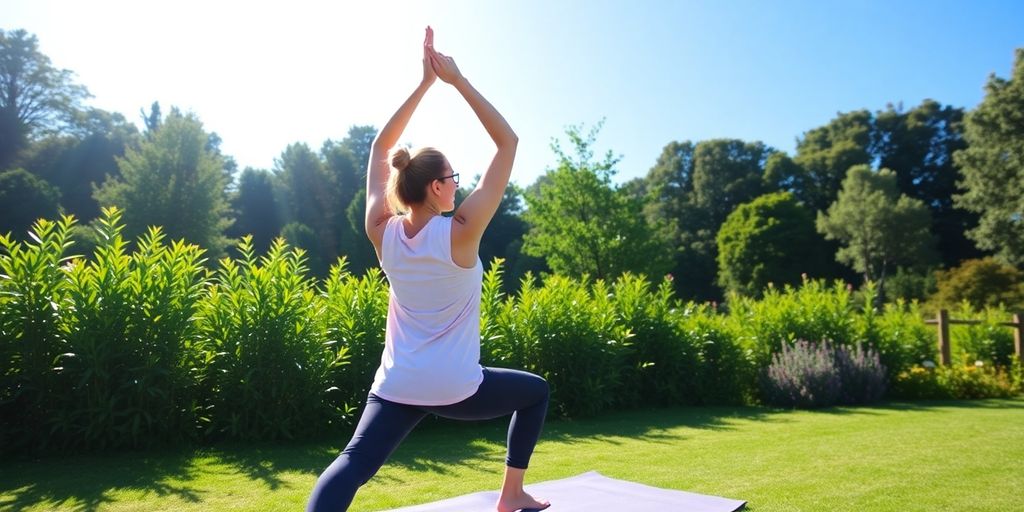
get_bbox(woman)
[306,27,551,512]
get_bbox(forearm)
[373,81,432,151]
[453,78,518,148]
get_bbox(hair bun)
[390,147,411,172]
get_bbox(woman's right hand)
[427,32,464,84]
[421,26,437,86]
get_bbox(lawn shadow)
[3,397,1018,510]
[12,403,786,503]
[0,447,203,512]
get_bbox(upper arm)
[452,143,517,245]
[364,144,393,255]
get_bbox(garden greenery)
[1,209,1020,453]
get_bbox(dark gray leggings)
[306,367,549,512]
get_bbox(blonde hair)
[386,146,447,213]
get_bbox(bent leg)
[306,394,427,512]
[426,367,549,469]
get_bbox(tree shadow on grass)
[0,447,203,512]
[336,404,783,488]
[7,397,1017,510]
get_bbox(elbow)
[499,132,519,150]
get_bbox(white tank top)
[369,214,485,405]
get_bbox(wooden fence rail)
[924,309,1023,366]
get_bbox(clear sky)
[5,0,1023,187]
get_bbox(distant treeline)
[2,28,1022,306]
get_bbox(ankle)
[498,487,525,499]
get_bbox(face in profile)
[435,159,459,212]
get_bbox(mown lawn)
[2,398,1022,511]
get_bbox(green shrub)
[725,277,858,366]
[683,310,755,405]
[320,262,389,416]
[890,361,1018,400]
[612,274,701,407]
[926,257,1024,312]
[0,216,75,452]
[3,214,1019,453]
[51,210,208,450]
[856,295,937,380]
[947,302,1018,367]
[194,238,345,441]
[482,270,629,418]
[1011,357,1023,394]
[888,365,948,399]
[883,265,938,304]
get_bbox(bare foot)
[496,491,550,512]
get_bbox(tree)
[342,189,378,276]
[0,29,90,168]
[642,139,775,300]
[475,180,526,266]
[927,257,1024,311]
[0,168,60,238]
[334,125,377,171]
[816,165,936,303]
[792,110,874,214]
[691,139,772,226]
[20,108,139,223]
[275,143,339,276]
[472,181,541,292]
[93,109,233,258]
[717,192,830,297]
[227,168,280,256]
[281,222,328,279]
[322,134,366,272]
[953,48,1024,268]
[875,100,982,267]
[523,123,671,281]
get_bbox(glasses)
[436,172,460,185]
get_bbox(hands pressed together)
[422,26,463,86]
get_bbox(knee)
[322,452,378,488]
[531,373,550,402]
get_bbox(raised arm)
[428,47,518,250]
[364,27,437,256]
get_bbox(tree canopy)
[0,29,90,168]
[524,123,671,281]
[717,191,829,297]
[93,108,233,259]
[816,165,936,301]
[953,48,1024,268]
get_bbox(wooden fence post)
[1014,313,1023,363]
[938,309,951,366]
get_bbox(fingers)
[428,50,442,73]
[425,25,434,48]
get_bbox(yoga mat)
[382,471,747,511]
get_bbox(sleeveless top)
[369,214,485,405]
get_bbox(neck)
[408,203,441,224]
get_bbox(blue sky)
[5,0,1022,187]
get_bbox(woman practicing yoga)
[306,27,551,512]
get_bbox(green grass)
[3,398,1023,511]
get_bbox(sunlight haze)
[6,0,1022,186]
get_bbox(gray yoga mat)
[382,471,747,511]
